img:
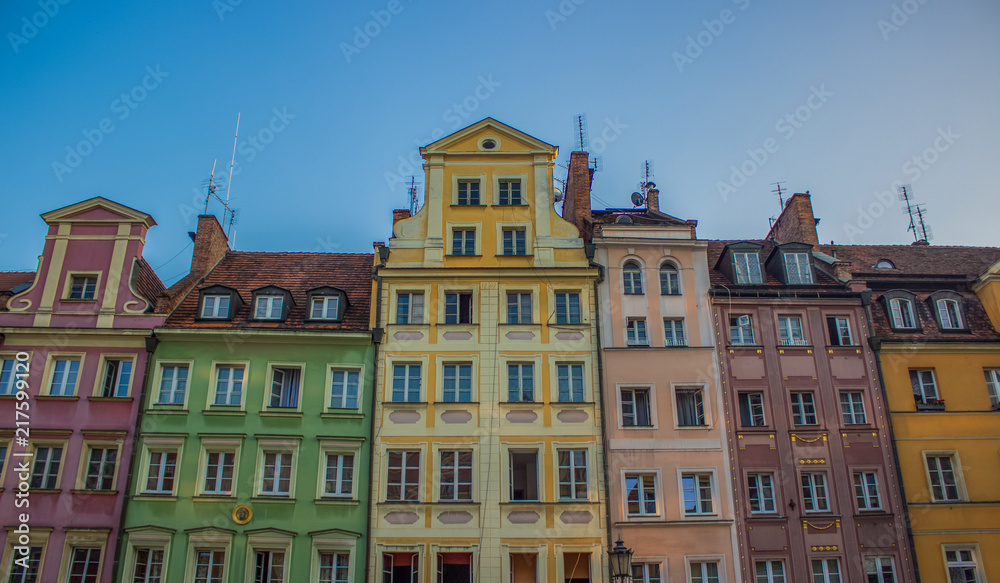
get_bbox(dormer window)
[255,295,284,320]
[734,252,762,284]
[307,287,348,322]
[875,259,895,269]
[201,295,231,319]
[69,275,98,299]
[929,291,966,331]
[784,253,813,284]
[882,290,920,331]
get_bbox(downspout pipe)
[591,263,615,570]
[365,264,385,583]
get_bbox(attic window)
[734,252,763,284]
[478,136,500,151]
[481,139,496,149]
[784,252,813,284]
[255,295,284,320]
[875,260,895,269]
[68,274,98,300]
[311,296,340,320]
[201,295,231,319]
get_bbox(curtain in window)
[676,390,702,426]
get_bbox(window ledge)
[320,411,365,420]
[621,425,656,430]
[202,409,247,417]
[379,500,423,505]
[434,500,480,505]
[0,395,17,400]
[35,395,80,401]
[737,427,773,432]
[438,323,479,327]
[251,496,296,503]
[315,498,360,506]
[434,401,479,405]
[776,344,814,349]
[727,344,762,349]
[500,401,543,406]
[193,495,237,502]
[61,298,97,303]
[448,254,482,258]
[260,410,303,418]
[495,254,534,258]
[383,401,428,407]
[88,396,134,403]
[450,204,487,207]
[553,401,596,406]
[492,203,528,207]
[71,489,118,495]
[134,494,178,502]
[29,489,61,494]
[148,407,189,415]
[915,404,946,411]
[854,511,891,518]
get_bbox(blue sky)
[2,0,998,285]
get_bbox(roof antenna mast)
[224,112,240,237]
[899,185,932,242]
[772,181,786,209]
[408,176,420,215]
[204,159,218,215]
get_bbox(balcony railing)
[779,338,808,346]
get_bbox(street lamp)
[608,539,633,583]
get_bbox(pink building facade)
[0,198,168,582]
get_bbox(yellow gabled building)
[369,119,607,583]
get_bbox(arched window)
[623,262,643,295]
[889,298,916,329]
[936,298,963,329]
[875,259,895,269]
[659,264,680,295]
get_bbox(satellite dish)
[630,192,644,207]
[553,188,564,202]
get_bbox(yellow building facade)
[369,119,607,583]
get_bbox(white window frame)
[198,439,241,497]
[310,295,340,320]
[663,318,686,346]
[791,392,818,425]
[78,441,121,491]
[889,298,916,329]
[659,263,680,295]
[800,472,830,512]
[924,452,964,502]
[747,472,776,514]
[936,298,964,329]
[777,315,806,346]
[679,471,716,516]
[440,362,474,403]
[506,292,532,324]
[733,251,762,284]
[623,262,644,295]
[141,443,181,496]
[45,355,83,396]
[506,362,535,403]
[754,560,785,583]
[674,385,707,428]
[626,318,649,347]
[328,366,362,410]
[254,295,284,320]
[840,391,867,425]
[811,558,841,583]
[985,368,1000,409]
[620,386,654,428]
[854,470,882,511]
[390,363,422,403]
[96,354,135,398]
[553,291,583,324]
[395,291,425,324]
[257,441,298,498]
[311,534,356,583]
[200,294,231,319]
[910,369,939,404]
[555,362,586,403]
[501,227,527,256]
[556,448,589,501]
[318,442,358,500]
[210,362,248,408]
[438,449,474,502]
[827,316,854,346]
[505,446,541,503]
[942,545,984,583]
[155,362,191,406]
[385,450,422,502]
[30,441,66,490]
[67,273,99,300]
[623,471,660,518]
[451,227,477,256]
[455,178,481,205]
[784,252,813,284]
[631,561,664,583]
[687,557,724,583]
[738,392,766,427]
[265,363,303,411]
[184,529,232,583]
[497,178,522,205]
[443,289,475,325]
[123,527,171,583]
[729,315,755,345]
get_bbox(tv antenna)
[899,185,932,242]
[772,181,786,209]
[575,114,589,151]
[590,156,601,173]
[203,159,222,214]
[639,160,654,194]
[407,176,420,215]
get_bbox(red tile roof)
[131,258,167,312]
[823,245,1000,279]
[0,271,35,291]
[165,251,374,331]
[706,240,844,288]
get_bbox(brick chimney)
[766,192,819,245]
[190,215,229,276]
[646,185,659,212]
[392,209,411,225]
[562,151,594,241]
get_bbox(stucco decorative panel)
[731,356,765,379]
[556,409,589,423]
[559,511,593,524]
[388,410,421,424]
[506,511,540,524]
[747,523,788,551]
[505,410,537,423]
[830,356,865,379]
[779,355,816,378]
[437,511,474,525]
[385,511,420,525]
[441,410,473,424]
[856,518,895,548]
[555,331,584,341]
[393,331,424,341]
[505,330,535,340]
[443,331,473,341]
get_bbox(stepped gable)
[165,251,373,331]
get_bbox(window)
[659,264,680,295]
[84,447,117,490]
[734,251,763,284]
[621,388,652,427]
[507,363,534,402]
[935,298,963,329]
[254,295,283,320]
[801,472,830,512]
[391,364,421,402]
[253,551,285,583]
[213,366,244,406]
[811,559,841,583]
[889,298,916,329]
[945,549,981,583]
[269,367,300,409]
[499,179,521,205]
[854,471,881,510]
[396,292,424,324]
[509,450,538,501]
[747,473,776,513]
[203,452,235,495]
[729,315,755,345]
[442,364,472,403]
[676,388,705,426]
[452,229,476,255]
[791,392,818,425]
[564,552,591,583]
[69,275,97,299]
[201,294,230,319]
[625,473,657,516]
[690,561,720,583]
[48,358,80,396]
[755,560,785,583]
[457,180,480,205]
[132,548,164,583]
[318,552,350,583]
[507,293,532,324]
[438,553,473,583]
[445,292,473,324]
[440,450,473,501]
[840,392,867,425]
[386,451,420,501]
[875,259,895,269]
[144,450,177,494]
[623,262,643,295]
[66,547,101,583]
[260,451,293,496]
[664,319,686,346]
[558,449,588,500]
[502,228,527,255]
[329,369,360,409]
[99,358,132,397]
[784,252,813,284]
[554,292,582,324]
[826,317,853,346]
[778,316,806,346]
[557,364,584,402]
[632,564,662,583]
[926,454,961,501]
[510,553,537,583]
[30,446,62,489]
[323,453,354,497]
[383,553,419,583]
[311,296,340,320]
[985,369,1000,409]
[682,473,714,515]
[0,357,17,395]
[626,319,648,346]
[157,365,188,405]
[910,370,939,405]
[194,550,226,583]
[739,392,766,427]
[8,546,42,582]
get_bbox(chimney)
[562,151,594,241]
[190,215,229,277]
[392,209,411,225]
[766,192,819,245]
[646,186,659,212]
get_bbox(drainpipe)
[590,262,615,571]
[365,264,385,583]
[111,331,158,583]
[862,291,920,583]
